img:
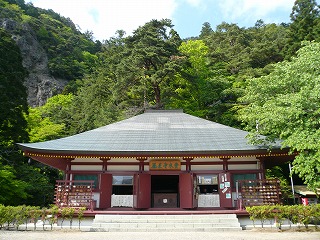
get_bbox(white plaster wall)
[144,165,150,171]
[228,164,258,170]
[107,165,140,171]
[194,157,223,162]
[109,158,138,163]
[93,192,100,208]
[71,165,103,171]
[72,158,102,162]
[229,156,257,161]
[190,165,223,171]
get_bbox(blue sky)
[28,0,300,41]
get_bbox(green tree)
[69,72,122,133]
[26,107,65,143]
[178,39,209,77]
[119,19,182,109]
[17,163,59,206]
[26,94,74,142]
[204,22,251,75]
[0,28,65,205]
[239,42,320,191]
[23,94,72,206]
[0,29,33,205]
[0,28,28,147]
[167,39,230,121]
[0,165,28,205]
[199,22,213,38]
[247,22,287,69]
[285,0,320,57]
[97,30,128,109]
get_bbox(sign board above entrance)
[149,160,181,171]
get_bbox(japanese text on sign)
[149,160,181,171]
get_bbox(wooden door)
[179,173,198,209]
[219,172,233,208]
[133,173,151,209]
[99,173,112,209]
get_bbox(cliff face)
[1,19,68,107]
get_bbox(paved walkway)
[1,229,320,240]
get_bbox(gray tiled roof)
[18,110,280,156]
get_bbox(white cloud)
[28,0,178,41]
[219,0,295,23]
[27,0,298,40]
[185,0,202,7]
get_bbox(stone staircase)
[90,214,242,232]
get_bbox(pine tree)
[119,19,182,109]
[285,0,320,57]
[199,22,213,39]
[0,29,28,147]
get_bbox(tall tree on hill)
[247,21,287,69]
[0,29,28,148]
[167,39,230,123]
[239,42,320,191]
[285,0,320,57]
[199,22,213,39]
[204,22,251,75]
[118,19,182,109]
[0,28,29,205]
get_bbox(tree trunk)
[153,84,162,109]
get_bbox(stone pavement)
[1,229,320,240]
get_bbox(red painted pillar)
[218,172,233,208]
[258,158,266,179]
[133,173,151,209]
[99,173,112,209]
[219,158,232,208]
[64,158,72,181]
[179,173,198,209]
[136,157,147,172]
[183,157,194,172]
[100,157,111,172]
[222,158,229,171]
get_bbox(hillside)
[0,0,101,106]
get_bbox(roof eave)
[19,146,291,159]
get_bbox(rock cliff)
[1,18,68,107]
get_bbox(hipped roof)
[18,110,284,158]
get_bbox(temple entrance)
[151,175,179,208]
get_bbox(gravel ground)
[1,229,320,240]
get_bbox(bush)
[0,205,89,231]
[246,204,320,230]
[0,204,6,229]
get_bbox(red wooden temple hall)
[18,110,293,210]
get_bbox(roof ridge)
[145,109,183,113]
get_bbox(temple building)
[18,110,294,212]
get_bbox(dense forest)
[0,0,319,206]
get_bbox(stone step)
[92,222,241,228]
[93,218,240,223]
[90,227,242,232]
[90,214,242,232]
[94,214,237,220]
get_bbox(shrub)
[77,207,86,229]
[28,206,41,230]
[246,204,320,230]
[0,204,6,229]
